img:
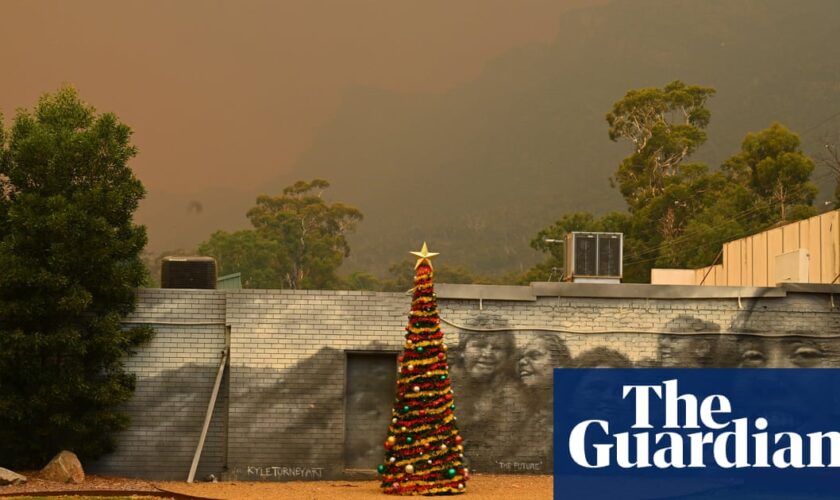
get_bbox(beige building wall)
[653,210,840,287]
[650,269,696,285]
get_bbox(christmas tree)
[379,243,469,495]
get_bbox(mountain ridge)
[143,0,840,277]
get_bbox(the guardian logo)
[554,369,840,499]
[569,379,840,469]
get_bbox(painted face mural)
[448,326,573,472]
[518,338,553,388]
[462,334,512,382]
[717,336,836,368]
[573,347,632,369]
[443,310,840,475]
[517,334,571,389]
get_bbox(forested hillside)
[276,0,840,276]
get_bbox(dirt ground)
[0,473,552,500]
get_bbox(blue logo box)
[554,369,840,499]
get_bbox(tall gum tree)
[201,179,363,289]
[607,80,715,211]
[528,83,818,283]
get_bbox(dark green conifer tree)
[0,87,152,467]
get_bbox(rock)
[40,450,85,484]
[0,467,27,486]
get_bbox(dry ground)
[0,473,552,500]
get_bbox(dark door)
[344,352,397,469]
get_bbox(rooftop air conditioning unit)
[161,256,218,289]
[564,232,623,283]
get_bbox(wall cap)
[436,282,797,300]
[436,284,536,301]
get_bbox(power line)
[800,109,840,137]
[622,170,834,263]
[621,108,840,261]
[623,197,835,270]
[623,219,777,269]
[551,107,840,224]
[623,200,769,261]
[537,110,840,279]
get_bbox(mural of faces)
[459,332,515,383]
[447,309,840,473]
[716,336,837,368]
[657,315,721,368]
[449,328,574,472]
[657,334,840,369]
[517,338,554,388]
[517,334,571,389]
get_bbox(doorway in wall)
[344,352,398,470]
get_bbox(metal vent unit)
[564,232,623,283]
[161,256,218,289]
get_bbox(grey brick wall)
[95,284,840,479]
[225,290,406,480]
[90,289,228,480]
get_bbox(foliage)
[273,1,840,278]
[198,230,285,289]
[528,82,819,283]
[343,271,383,291]
[382,259,499,292]
[199,179,362,289]
[606,80,715,211]
[820,138,840,206]
[720,122,817,221]
[675,123,818,268]
[621,163,729,278]
[0,87,153,468]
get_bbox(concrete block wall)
[97,284,840,479]
[224,290,407,481]
[439,295,837,363]
[90,289,228,480]
[434,287,840,473]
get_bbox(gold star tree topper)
[411,242,440,269]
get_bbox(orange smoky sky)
[1,0,597,193]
